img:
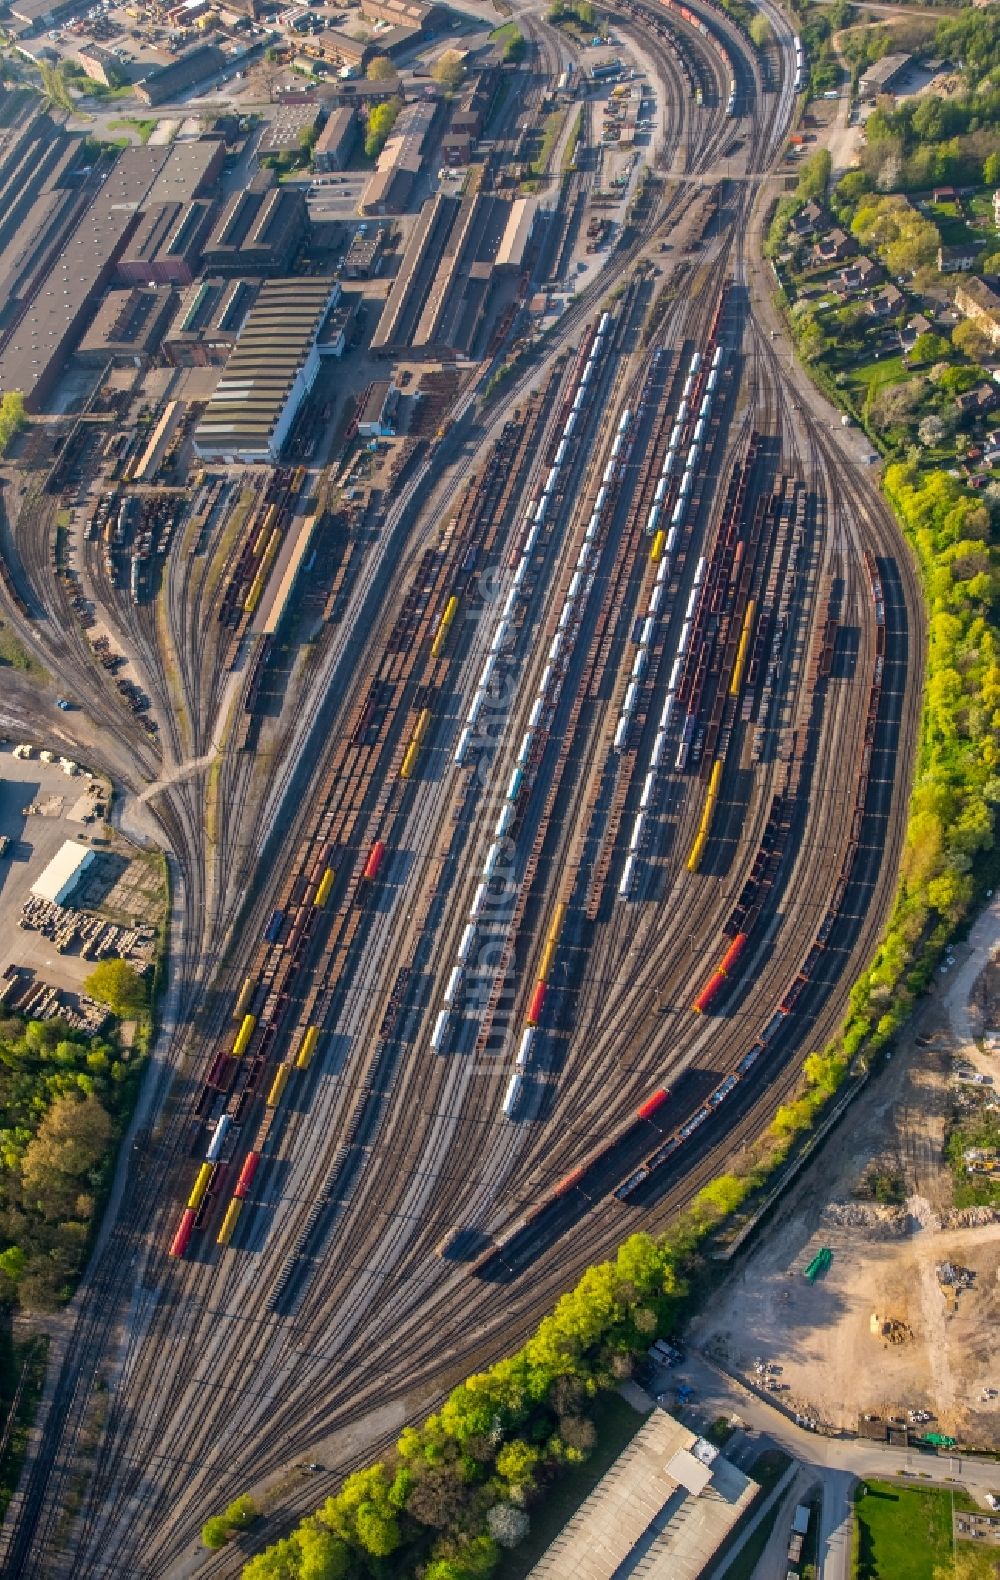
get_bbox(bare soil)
[691,983,1000,1444]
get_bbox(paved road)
[676,1353,1000,1580]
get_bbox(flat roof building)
[201,186,306,274]
[143,135,225,204]
[115,199,214,285]
[526,1409,757,1580]
[0,146,170,409]
[192,276,339,461]
[314,107,357,171]
[258,104,322,159]
[162,275,258,365]
[76,284,176,366]
[31,840,95,906]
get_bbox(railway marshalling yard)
[0,0,925,1574]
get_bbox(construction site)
[692,924,1000,1447]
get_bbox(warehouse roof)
[0,146,169,405]
[193,276,337,455]
[143,136,224,204]
[31,840,95,905]
[496,195,535,269]
[526,1410,756,1580]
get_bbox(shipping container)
[188,1162,214,1212]
[234,1151,261,1198]
[363,840,386,881]
[206,1114,231,1164]
[527,981,547,1026]
[216,1197,243,1247]
[296,1025,319,1070]
[266,1065,290,1108]
[168,1208,196,1259]
[233,1014,256,1058]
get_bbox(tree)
[20,1094,111,1200]
[749,14,771,47]
[487,1503,530,1548]
[366,55,395,81]
[495,1439,540,1490]
[984,151,1000,187]
[431,50,465,92]
[558,1414,596,1453]
[83,958,147,1018]
[796,148,831,203]
[0,391,26,457]
[202,1516,230,1549]
[952,318,991,361]
[38,61,73,114]
[918,414,946,448]
[354,1502,400,1556]
[911,332,950,365]
[364,97,401,160]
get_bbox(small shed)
[31,840,95,905]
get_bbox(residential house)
[814,227,856,264]
[791,199,826,237]
[955,383,1000,420]
[839,255,879,292]
[871,283,904,317]
[901,312,932,346]
[994,188,1000,234]
[954,276,1000,348]
[938,242,979,274]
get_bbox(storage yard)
[0,0,928,1574]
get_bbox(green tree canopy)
[83,958,147,1018]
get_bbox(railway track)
[0,4,925,1574]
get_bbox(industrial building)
[372,189,518,358]
[8,0,79,29]
[201,186,306,275]
[496,197,536,270]
[343,225,386,278]
[361,98,438,215]
[526,1410,756,1580]
[0,145,171,410]
[163,276,258,366]
[73,44,123,87]
[192,277,340,462]
[31,841,96,907]
[135,43,227,106]
[0,106,84,335]
[143,136,225,205]
[858,52,912,98]
[313,108,357,172]
[115,200,215,286]
[359,0,446,31]
[257,105,322,160]
[76,285,176,367]
[357,380,398,437]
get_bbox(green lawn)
[839,353,909,395]
[854,1480,995,1580]
[492,1393,648,1580]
